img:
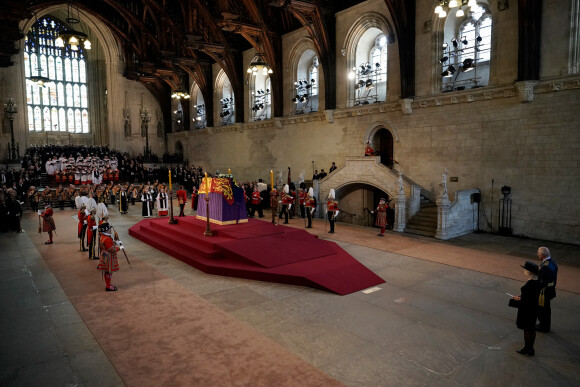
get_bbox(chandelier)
[247,52,273,76]
[434,0,479,18]
[55,1,91,51]
[171,90,190,99]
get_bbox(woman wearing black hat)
[511,261,542,356]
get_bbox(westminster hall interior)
[1,0,580,386]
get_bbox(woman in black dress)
[512,261,541,356]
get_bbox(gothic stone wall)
[172,85,580,244]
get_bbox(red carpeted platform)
[128,217,384,295]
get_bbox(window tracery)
[24,16,90,133]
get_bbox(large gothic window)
[293,50,319,114]
[216,71,234,125]
[24,16,90,133]
[348,29,388,106]
[439,2,492,91]
[249,59,272,122]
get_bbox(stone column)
[435,169,450,240]
[393,173,407,232]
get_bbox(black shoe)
[284,222,288,224]
[306,226,312,229]
[536,324,550,333]
[517,347,535,356]
[45,241,53,245]
[106,286,118,292]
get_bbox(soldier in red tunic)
[250,185,264,218]
[326,189,339,234]
[365,141,375,156]
[298,187,307,218]
[39,203,56,244]
[372,198,388,237]
[176,186,187,217]
[97,222,121,292]
[278,184,293,224]
[305,187,316,229]
[87,208,98,259]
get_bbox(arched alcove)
[334,182,392,227]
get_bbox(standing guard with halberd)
[372,198,388,237]
[97,222,121,292]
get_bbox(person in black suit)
[511,261,541,356]
[536,246,558,332]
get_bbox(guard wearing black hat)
[97,222,122,292]
[39,203,56,244]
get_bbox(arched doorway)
[335,183,391,227]
[373,128,394,168]
[175,141,184,162]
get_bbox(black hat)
[521,261,539,275]
[98,222,111,232]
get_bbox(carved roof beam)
[190,0,242,104]
[285,0,336,109]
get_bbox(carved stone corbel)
[514,80,538,102]
[399,98,413,115]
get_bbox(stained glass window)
[57,83,65,106]
[28,106,34,131]
[24,16,89,132]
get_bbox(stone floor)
[1,206,579,386]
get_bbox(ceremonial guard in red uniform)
[305,187,316,229]
[364,141,375,156]
[87,208,98,259]
[326,189,339,234]
[97,222,121,292]
[250,185,264,218]
[298,187,307,218]
[289,185,297,219]
[269,186,278,224]
[278,185,293,224]
[176,186,187,217]
[39,203,56,244]
[372,198,388,236]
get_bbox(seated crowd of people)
[0,145,206,231]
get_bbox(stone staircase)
[405,197,437,237]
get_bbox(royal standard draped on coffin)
[196,177,248,225]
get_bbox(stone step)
[412,211,437,219]
[405,221,436,231]
[406,218,437,227]
[404,228,436,237]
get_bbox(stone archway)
[175,141,184,161]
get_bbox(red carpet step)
[128,217,384,295]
